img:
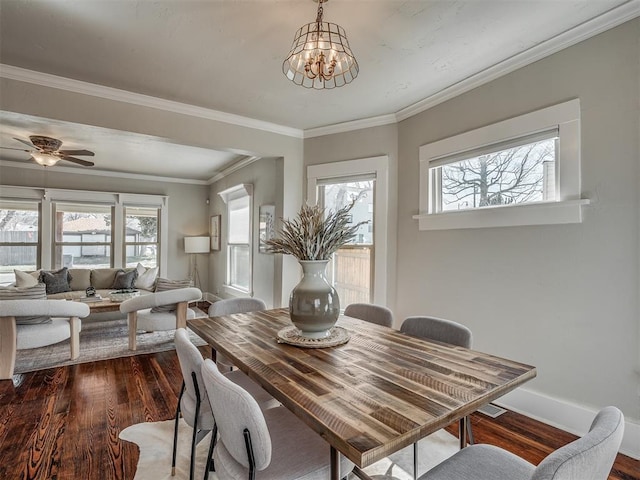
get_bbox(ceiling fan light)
[31,152,60,167]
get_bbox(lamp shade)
[184,236,210,254]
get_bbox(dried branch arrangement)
[265,201,368,261]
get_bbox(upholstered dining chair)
[344,302,394,328]
[200,358,355,480]
[172,329,278,480]
[418,406,624,480]
[400,315,474,479]
[0,299,90,379]
[119,287,202,350]
[207,297,267,371]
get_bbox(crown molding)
[207,155,262,184]
[303,113,398,138]
[0,159,209,185]
[395,0,640,122]
[0,64,304,139]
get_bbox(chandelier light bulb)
[283,0,358,89]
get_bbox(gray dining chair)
[418,406,624,480]
[172,329,278,480]
[344,302,394,328]
[200,358,355,480]
[400,315,474,480]
[207,297,267,371]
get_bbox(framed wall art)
[259,205,275,253]
[210,214,221,251]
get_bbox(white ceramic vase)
[289,260,340,338]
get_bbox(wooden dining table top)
[188,308,537,468]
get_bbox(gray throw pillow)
[151,277,193,313]
[111,269,138,290]
[0,283,52,325]
[40,268,72,295]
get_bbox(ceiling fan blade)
[0,146,32,152]
[58,149,95,157]
[59,155,94,167]
[12,137,36,149]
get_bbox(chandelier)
[283,0,358,89]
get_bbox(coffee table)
[76,299,123,313]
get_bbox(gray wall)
[304,20,639,426]
[0,164,210,289]
[395,21,639,420]
[208,157,283,307]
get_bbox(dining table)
[187,308,536,480]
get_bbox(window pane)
[437,137,557,212]
[321,180,373,245]
[55,245,111,269]
[125,206,159,268]
[319,180,374,303]
[0,202,39,284]
[229,244,250,291]
[326,246,372,304]
[228,196,250,244]
[54,203,112,268]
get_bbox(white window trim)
[0,185,168,273]
[307,156,389,306]
[219,183,253,296]
[414,99,589,230]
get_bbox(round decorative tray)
[276,325,350,348]
[109,290,140,302]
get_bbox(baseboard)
[203,292,222,303]
[496,387,639,460]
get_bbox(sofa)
[13,265,158,300]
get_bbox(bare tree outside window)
[437,138,556,212]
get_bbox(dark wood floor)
[0,350,638,480]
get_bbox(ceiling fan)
[1,135,95,167]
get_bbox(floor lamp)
[184,236,209,295]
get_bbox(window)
[0,200,39,285]
[125,206,159,268]
[307,156,390,305]
[318,178,374,304]
[0,186,168,275]
[54,203,113,269]
[219,184,253,294]
[415,99,588,230]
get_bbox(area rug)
[120,419,459,480]
[14,309,208,374]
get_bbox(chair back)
[400,316,472,348]
[201,358,272,471]
[532,406,624,480]
[344,303,393,328]
[208,297,267,317]
[174,328,212,425]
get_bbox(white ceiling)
[0,0,636,181]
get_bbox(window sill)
[222,284,251,297]
[413,199,590,231]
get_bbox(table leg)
[459,417,467,449]
[330,446,341,480]
[128,311,138,351]
[69,316,80,359]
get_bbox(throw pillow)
[14,269,40,288]
[151,277,193,313]
[134,263,159,291]
[91,269,119,289]
[111,269,138,290]
[0,283,51,325]
[68,268,91,291]
[40,268,72,295]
